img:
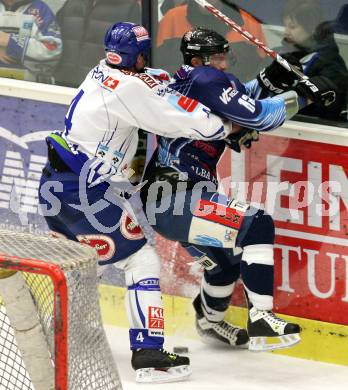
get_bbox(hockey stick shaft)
[193,0,306,80]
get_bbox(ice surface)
[105,326,348,390]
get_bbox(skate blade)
[248,333,301,352]
[135,365,192,383]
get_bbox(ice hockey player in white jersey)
[38,22,233,384]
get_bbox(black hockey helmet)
[180,27,229,65]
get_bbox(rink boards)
[0,79,348,366]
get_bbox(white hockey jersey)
[58,60,230,182]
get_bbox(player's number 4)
[136,332,144,343]
[64,89,85,135]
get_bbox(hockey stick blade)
[193,0,306,81]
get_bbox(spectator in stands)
[54,0,141,87]
[0,0,62,83]
[155,0,265,80]
[279,0,348,121]
[335,4,348,35]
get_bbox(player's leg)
[144,184,301,351]
[144,187,250,348]
[183,244,248,347]
[39,165,190,383]
[117,244,190,383]
[238,209,301,351]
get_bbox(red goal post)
[0,255,68,390]
[0,229,122,390]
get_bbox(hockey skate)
[246,294,301,352]
[193,295,249,348]
[131,348,191,383]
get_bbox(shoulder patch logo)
[103,76,119,90]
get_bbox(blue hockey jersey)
[156,65,292,184]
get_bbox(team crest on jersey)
[120,212,145,240]
[102,76,119,90]
[106,51,122,65]
[76,234,116,261]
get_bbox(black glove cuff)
[257,69,285,94]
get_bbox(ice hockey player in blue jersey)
[38,22,236,384]
[141,27,335,352]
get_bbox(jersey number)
[64,89,84,135]
[136,332,144,343]
[238,94,255,113]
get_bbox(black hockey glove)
[293,76,336,107]
[225,129,259,153]
[257,53,302,94]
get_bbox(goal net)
[0,229,122,390]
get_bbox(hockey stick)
[193,0,305,80]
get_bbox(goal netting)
[0,229,122,390]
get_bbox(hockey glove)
[225,129,259,153]
[293,76,336,106]
[257,53,302,94]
